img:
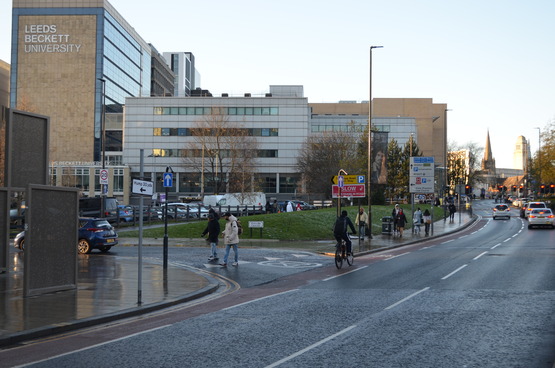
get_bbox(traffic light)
[540,184,546,194]
[550,184,555,194]
[519,185,524,191]
[465,185,471,195]
[512,185,517,192]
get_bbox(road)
[3,200,555,367]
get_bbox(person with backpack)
[221,212,240,267]
[333,210,356,256]
[201,213,220,261]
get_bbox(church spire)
[481,129,496,173]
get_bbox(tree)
[297,130,360,198]
[531,119,555,188]
[182,108,260,194]
[385,136,423,202]
[448,141,484,191]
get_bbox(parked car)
[13,217,118,254]
[79,197,119,222]
[117,205,134,222]
[492,204,510,220]
[290,200,317,210]
[527,208,555,229]
[525,202,548,218]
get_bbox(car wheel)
[528,225,532,229]
[18,239,25,251]
[78,239,92,254]
[100,246,111,253]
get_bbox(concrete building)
[8,0,158,200]
[309,98,447,167]
[0,60,9,186]
[513,135,531,173]
[124,85,309,199]
[163,52,199,97]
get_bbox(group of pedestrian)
[201,209,240,267]
[391,204,432,237]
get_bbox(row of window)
[154,106,280,116]
[150,149,278,158]
[51,168,125,192]
[153,127,279,137]
[310,124,391,133]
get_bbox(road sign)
[331,175,365,185]
[163,172,173,188]
[99,169,108,185]
[409,157,434,193]
[132,179,154,196]
[337,175,344,188]
[332,184,366,198]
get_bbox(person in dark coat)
[392,204,401,235]
[395,208,408,237]
[201,213,221,261]
[333,210,356,255]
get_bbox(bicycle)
[335,235,354,269]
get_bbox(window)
[113,169,124,192]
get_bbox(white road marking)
[222,289,299,311]
[441,264,468,280]
[323,266,367,281]
[491,243,502,249]
[384,252,410,261]
[265,325,357,368]
[473,251,488,260]
[384,287,430,310]
[442,239,455,244]
[13,325,172,368]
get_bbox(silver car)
[527,208,554,229]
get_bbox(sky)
[1,0,554,168]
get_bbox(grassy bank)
[118,204,445,241]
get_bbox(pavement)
[0,209,475,347]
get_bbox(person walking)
[423,209,432,236]
[413,207,423,234]
[448,203,457,222]
[354,207,369,240]
[333,210,356,255]
[286,201,294,212]
[221,212,240,267]
[395,208,408,237]
[201,213,220,261]
[391,204,401,235]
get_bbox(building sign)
[23,24,82,53]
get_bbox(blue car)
[118,205,134,222]
[14,218,119,254]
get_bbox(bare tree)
[182,108,260,194]
[297,130,360,198]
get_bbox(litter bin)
[382,216,393,235]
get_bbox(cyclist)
[333,210,356,255]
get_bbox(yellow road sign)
[331,175,365,185]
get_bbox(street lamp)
[98,78,106,218]
[443,108,451,220]
[535,127,541,195]
[367,45,382,240]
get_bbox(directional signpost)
[132,179,154,196]
[409,157,434,194]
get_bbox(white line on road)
[222,289,298,311]
[441,264,468,280]
[323,266,367,281]
[384,252,410,261]
[384,287,430,310]
[14,325,172,368]
[442,239,455,244]
[503,238,511,242]
[265,325,357,368]
[473,251,488,260]
[491,243,502,249]
[458,235,468,239]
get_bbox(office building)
[163,52,199,97]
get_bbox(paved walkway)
[0,211,475,347]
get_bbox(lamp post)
[535,127,541,195]
[98,78,106,218]
[443,108,451,220]
[367,45,382,239]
